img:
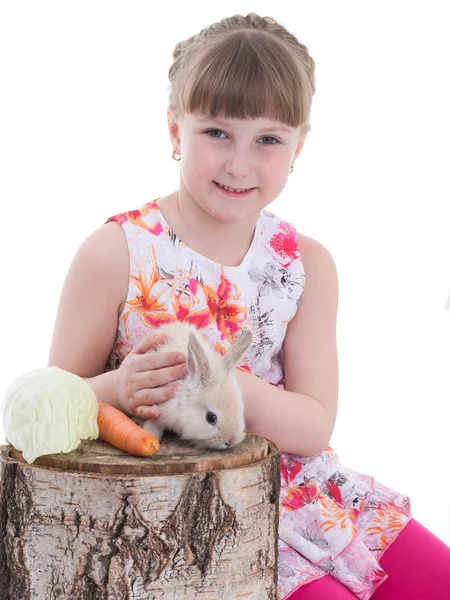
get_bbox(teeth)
[218,182,250,193]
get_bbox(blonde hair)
[168,13,316,133]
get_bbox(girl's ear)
[187,332,211,381]
[222,330,253,371]
[293,127,310,162]
[167,106,181,150]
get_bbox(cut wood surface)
[9,430,269,475]
[0,433,281,599]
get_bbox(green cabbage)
[1,366,99,463]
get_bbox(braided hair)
[167,13,315,132]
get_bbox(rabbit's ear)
[187,332,211,381]
[222,329,253,372]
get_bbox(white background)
[1,2,449,545]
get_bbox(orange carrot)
[97,402,160,457]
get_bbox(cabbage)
[1,366,99,463]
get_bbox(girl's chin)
[209,208,256,224]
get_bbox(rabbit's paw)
[132,415,164,441]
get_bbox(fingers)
[134,362,189,389]
[133,382,181,417]
[134,351,187,373]
[132,332,167,354]
[124,333,188,420]
[135,404,160,419]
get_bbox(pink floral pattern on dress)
[268,221,301,266]
[278,445,411,599]
[105,199,412,599]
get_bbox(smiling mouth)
[214,181,256,195]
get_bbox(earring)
[289,164,294,174]
[172,151,181,161]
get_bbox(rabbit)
[131,321,253,450]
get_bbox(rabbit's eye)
[206,411,217,425]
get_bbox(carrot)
[97,402,160,457]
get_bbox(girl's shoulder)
[47,220,130,376]
[104,199,164,237]
[260,208,330,252]
[81,220,130,314]
[261,208,335,269]
[296,231,337,276]
[258,209,323,275]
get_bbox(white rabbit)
[131,322,253,450]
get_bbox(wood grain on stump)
[0,433,281,599]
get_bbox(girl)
[48,12,450,600]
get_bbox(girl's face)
[168,109,309,224]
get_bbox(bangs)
[178,31,311,128]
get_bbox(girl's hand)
[115,332,188,420]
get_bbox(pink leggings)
[288,519,450,599]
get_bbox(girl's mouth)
[214,181,255,197]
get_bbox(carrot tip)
[96,403,160,456]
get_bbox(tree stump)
[0,432,280,599]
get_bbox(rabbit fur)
[131,322,253,450]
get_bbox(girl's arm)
[237,233,339,457]
[47,222,130,408]
[47,221,188,415]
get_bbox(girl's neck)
[156,191,260,268]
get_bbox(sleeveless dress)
[104,199,413,600]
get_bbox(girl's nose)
[224,151,251,179]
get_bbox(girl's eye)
[205,130,280,145]
[260,136,280,145]
[206,129,226,139]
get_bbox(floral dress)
[104,199,412,600]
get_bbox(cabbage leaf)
[1,366,99,463]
